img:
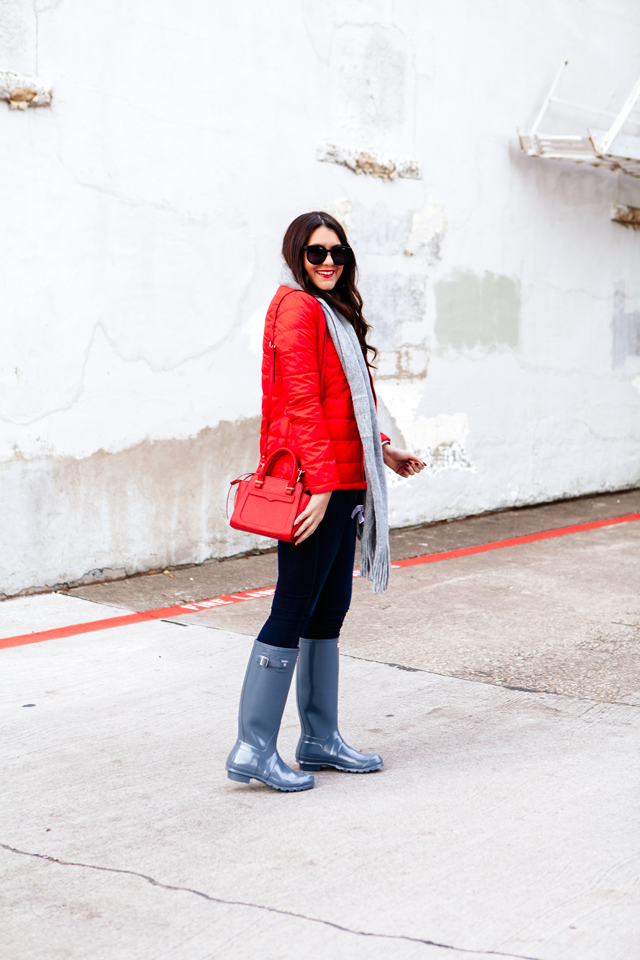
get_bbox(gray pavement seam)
[0,841,546,959]
[340,654,640,708]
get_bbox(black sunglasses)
[303,244,352,266]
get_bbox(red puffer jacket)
[260,286,388,494]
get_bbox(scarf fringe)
[360,540,391,593]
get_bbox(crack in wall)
[0,842,545,959]
[58,165,209,225]
[1,314,241,429]
[33,0,38,74]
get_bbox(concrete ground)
[1,490,639,959]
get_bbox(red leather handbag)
[227,293,326,543]
[228,447,311,543]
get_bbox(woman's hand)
[293,491,332,545]
[382,444,426,478]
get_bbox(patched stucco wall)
[2,0,640,596]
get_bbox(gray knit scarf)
[279,264,390,592]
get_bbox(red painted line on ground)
[391,512,640,569]
[0,588,276,651]
[1,513,638,651]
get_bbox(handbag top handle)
[255,447,299,494]
[259,291,329,469]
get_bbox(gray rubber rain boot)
[295,637,383,773]
[226,640,314,792]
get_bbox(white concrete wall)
[2,0,640,596]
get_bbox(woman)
[226,211,425,792]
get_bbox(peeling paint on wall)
[361,274,426,345]
[331,22,411,142]
[375,381,473,480]
[434,271,521,351]
[325,198,353,237]
[612,283,640,368]
[359,267,428,381]
[610,203,640,229]
[376,346,429,380]
[317,142,421,180]
[404,200,447,258]
[0,418,266,598]
[0,71,51,109]
[348,199,410,255]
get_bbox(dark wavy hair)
[282,211,377,365]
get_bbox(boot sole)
[298,761,383,773]
[227,770,314,792]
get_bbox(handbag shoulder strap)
[260,291,328,465]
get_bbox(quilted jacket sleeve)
[274,292,341,494]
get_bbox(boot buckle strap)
[257,654,290,670]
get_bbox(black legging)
[257,490,357,649]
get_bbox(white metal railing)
[518,62,640,178]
